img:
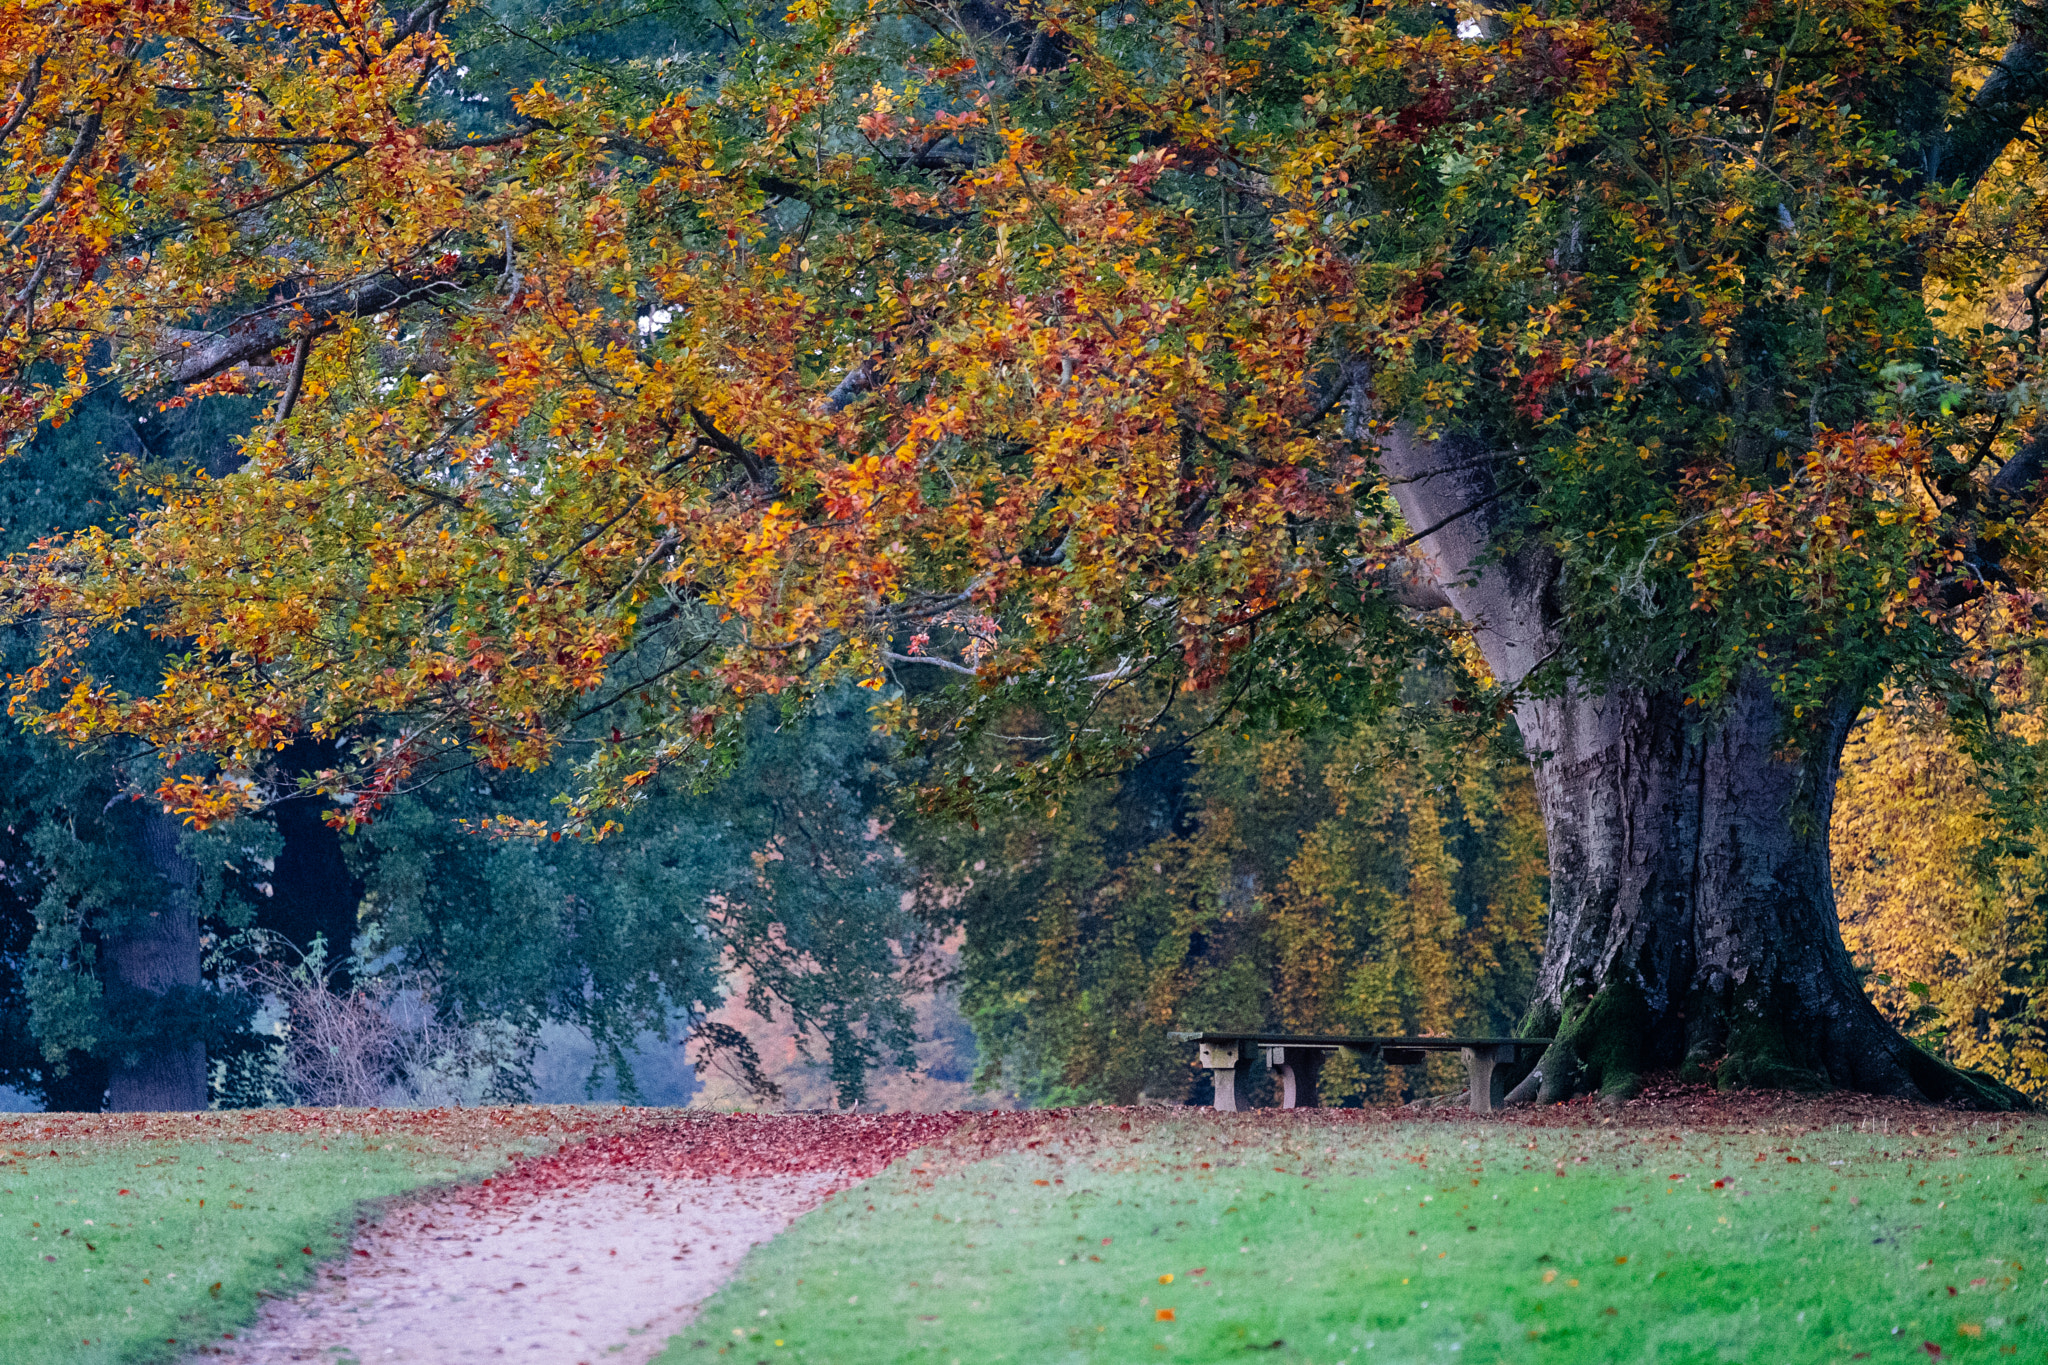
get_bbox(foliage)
[1837,683,2048,1099]
[4,0,2047,823]
[923,692,1546,1106]
[0,0,1493,824]
[0,348,929,1111]
[21,805,280,1070]
[345,687,924,1106]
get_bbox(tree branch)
[269,335,313,431]
[822,352,878,412]
[1370,559,1456,611]
[884,649,980,675]
[392,0,455,46]
[1930,36,2048,191]
[1389,484,1509,551]
[687,407,767,483]
[143,255,502,392]
[1988,429,2048,502]
[3,101,107,247]
[129,146,368,250]
[0,51,47,156]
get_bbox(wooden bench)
[1170,1032,1553,1114]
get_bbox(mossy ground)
[674,1107,2048,1365]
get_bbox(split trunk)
[1380,427,2016,1107]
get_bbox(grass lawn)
[0,1106,642,1365]
[676,1106,2048,1365]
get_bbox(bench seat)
[1169,1032,1552,1114]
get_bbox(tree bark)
[102,810,208,1112]
[1376,421,2021,1108]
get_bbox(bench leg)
[1459,1045,1510,1113]
[1211,1061,1250,1112]
[1198,1042,1248,1112]
[1268,1047,1324,1109]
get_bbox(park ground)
[2,1087,2043,1364]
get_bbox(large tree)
[3,0,2047,1106]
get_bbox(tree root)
[1508,980,2032,1112]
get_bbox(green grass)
[0,1111,591,1365]
[673,1110,2048,1365]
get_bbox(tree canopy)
[2,0,2043,806]
[6,0,2047,819]
[7,0,2048,1105]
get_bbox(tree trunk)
[1375,422,2020,1108]
[103,810,208,1112]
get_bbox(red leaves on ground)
[441,1112,1071,1212]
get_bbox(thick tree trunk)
[103,810,208,1112]
[1376,422,2020,1108]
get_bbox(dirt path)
[199,1171,843,1364]
[186,1112,986,1365]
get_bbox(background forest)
[3,0,2047,1114]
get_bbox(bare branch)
[884,649,979,676]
